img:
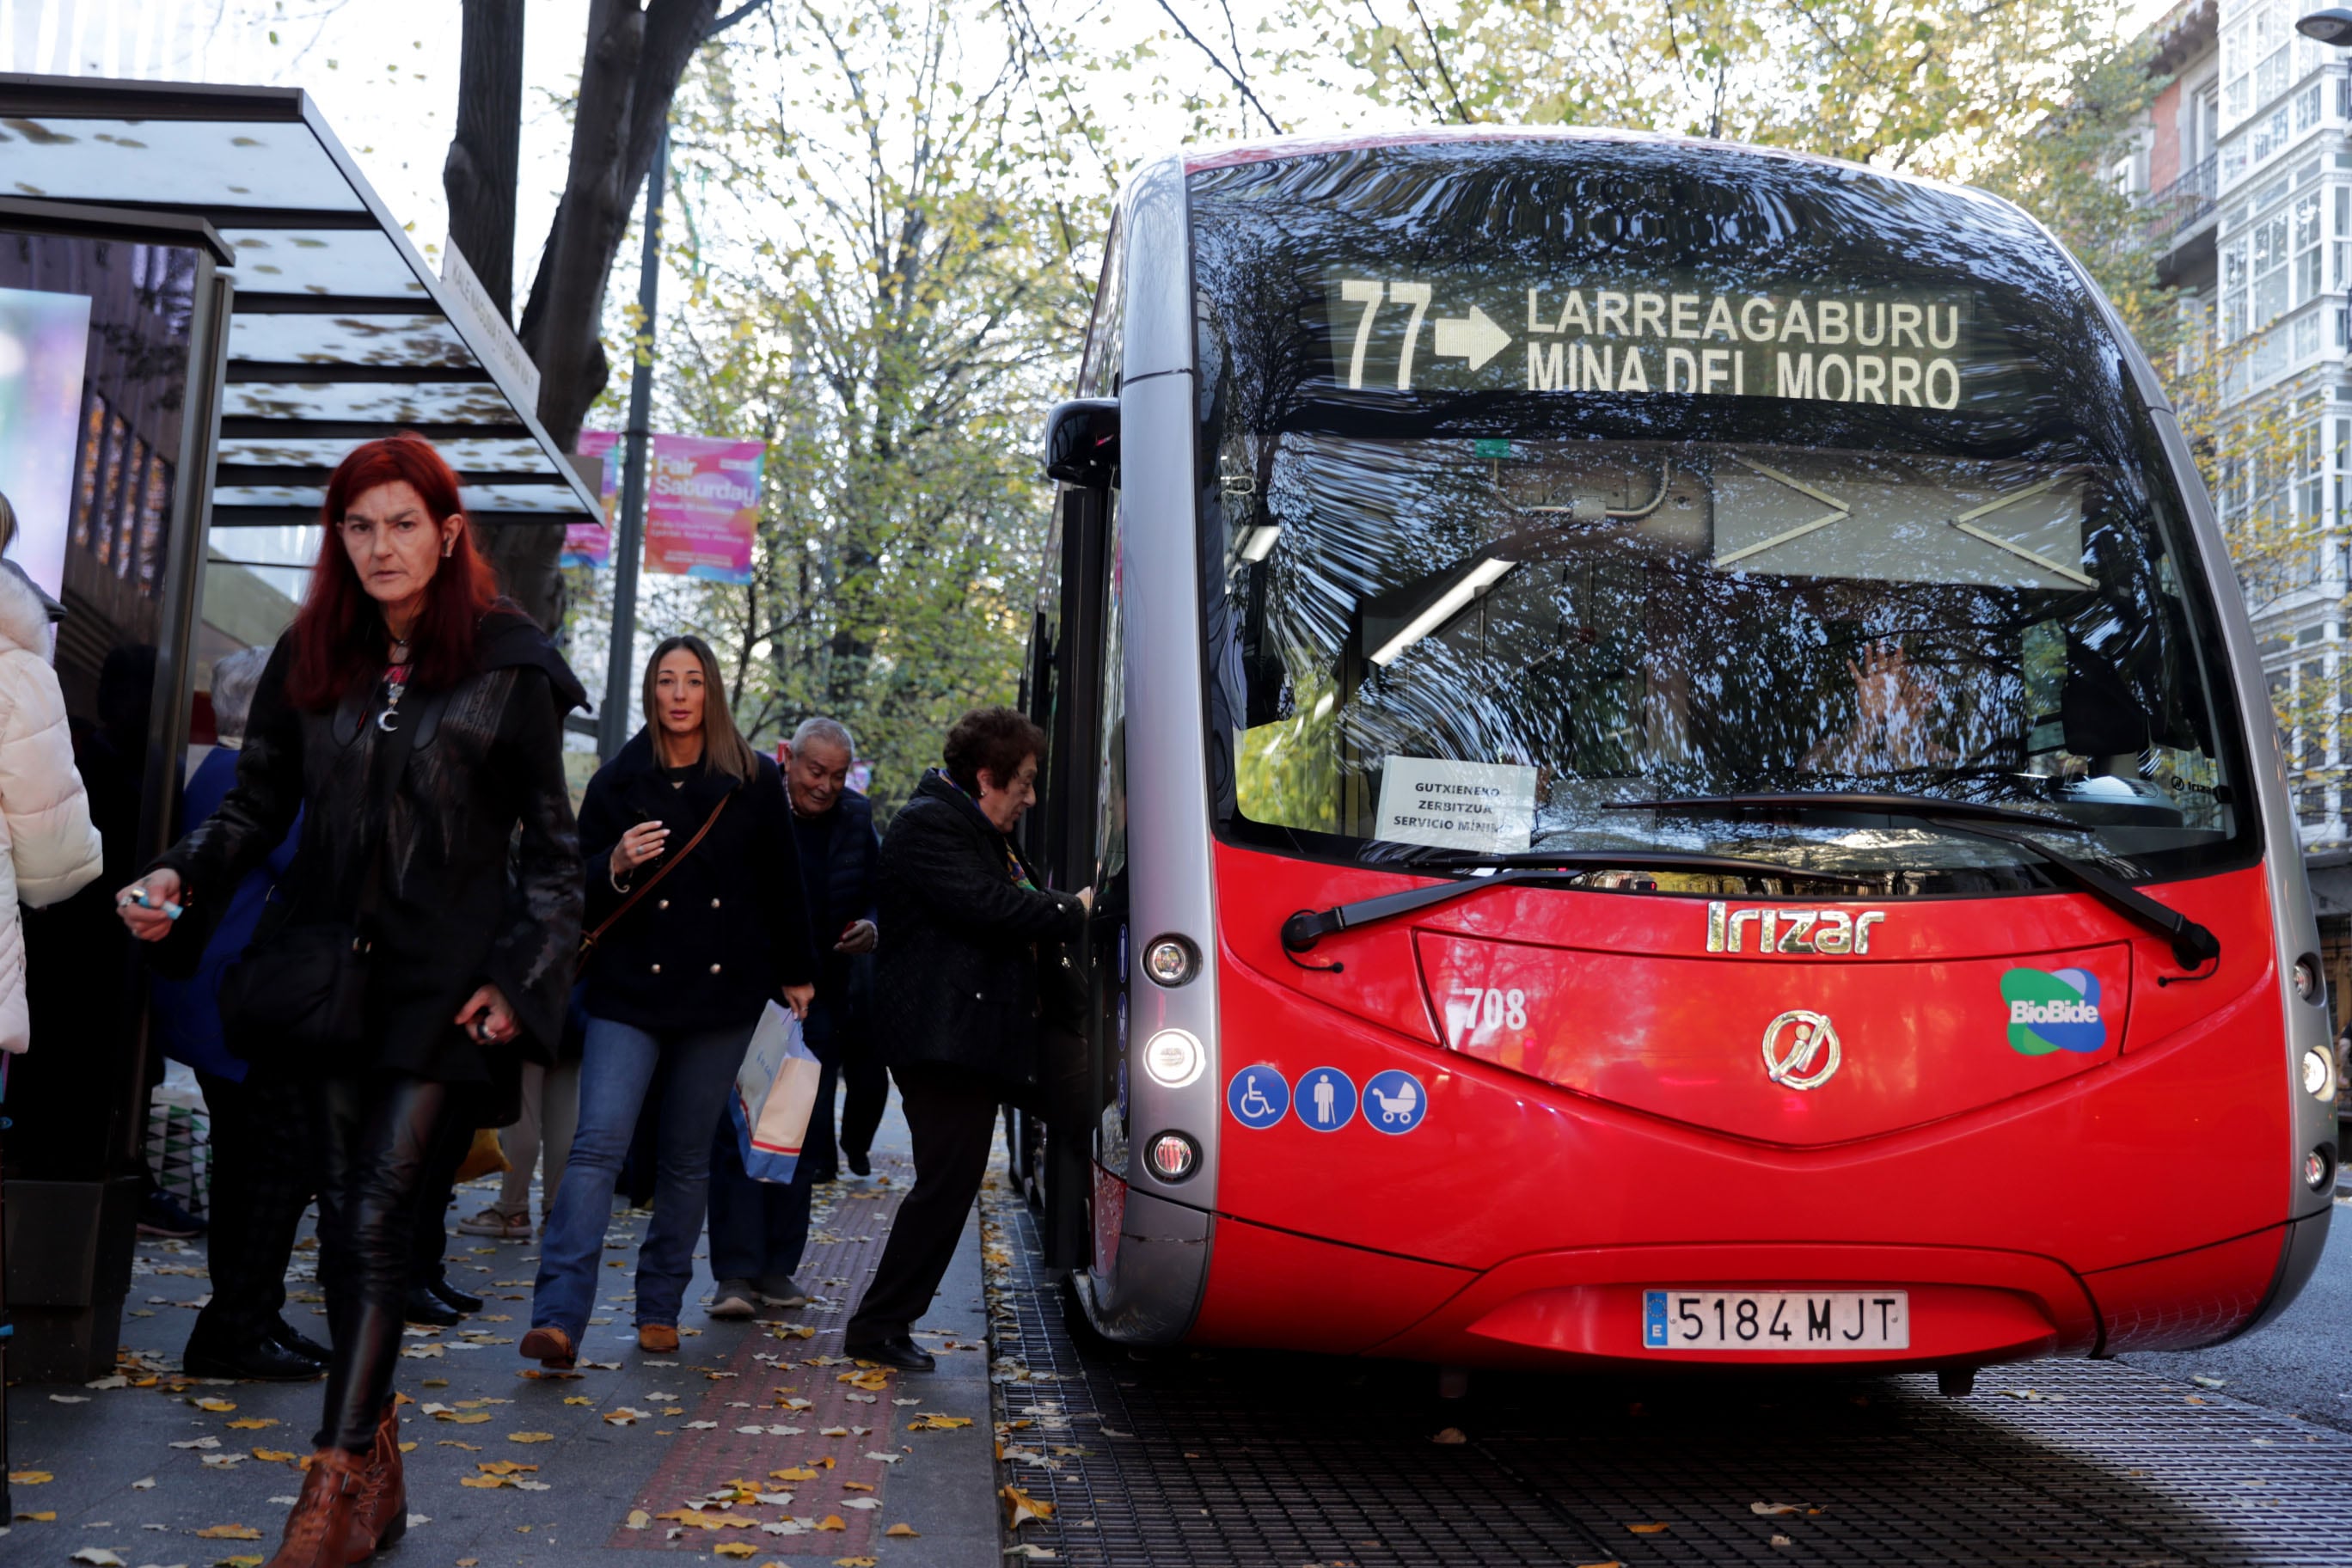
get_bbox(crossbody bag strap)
[579,789,733,956]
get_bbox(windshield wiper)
[1615,792,2220,970]
[1279,849,1876,953]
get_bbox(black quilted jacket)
[873,769,1087,1087]
[150,606,586,1085]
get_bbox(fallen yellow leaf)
[842,1481,875,1492]
[438,1412,492,1424]
[834,1559,878,1568]
[1003,1485,1056,1528]
[1628,1522,1670,1534]
[885,1522,920,1538]
[6,1470,51,1484]
[909,1413,973,1431]
[437,1441,482,1451]
[770,1466,821,1482]
[460,1475,506,1490]
[506,1431,554,1443]
[624,1510,651,1530]
[251,1449,298,1463]
[195,1524,263,1540]
[816,1514,847,1531]
[563,1396,592,1406]
[192,1397,237,1412]
[219,1558,264,1568]
[15,1510,57,1522]
[476,1461,537,1475]
[714,1546,757,1560]
[224,1418,278,1430]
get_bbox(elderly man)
[704,716,883,1318]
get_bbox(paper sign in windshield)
[1375,757,1537,854]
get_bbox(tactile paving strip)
[987,1192,2352,1567]
[610,1158,935,1553]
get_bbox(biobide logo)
[2000,967,2106,1055]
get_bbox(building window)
[2298,82,2323,132]
[2255,207,2292,325]
[2297,192,2324,302]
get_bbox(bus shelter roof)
[0,73,601,535]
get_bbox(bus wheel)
[1937,1368,1977,1398]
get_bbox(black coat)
[577,730,818,1033]
[151,607,586,1087]
[799,789,881,1036]
[873,769,1086,1087]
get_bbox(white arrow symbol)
[1433,304,1512,372]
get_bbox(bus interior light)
[1148,1131,1200,1181]
[1143,1028,1206,1087]
[1368,557,1517,667]
[1144,936,1200,987]
[2303,1047,2334,1099]
[2294,955,2324,1003]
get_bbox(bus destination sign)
[1331,277,1971,409]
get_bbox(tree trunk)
[443,0,524,319]
[472,0,726,631]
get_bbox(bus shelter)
[0,74,601,1380]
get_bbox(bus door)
[1033,478,1124,1267]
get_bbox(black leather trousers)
[310,1074,451,1453]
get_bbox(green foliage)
[619,0,1109,813]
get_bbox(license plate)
[1642,1289,1910,1351]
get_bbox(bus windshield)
[1191,140,2251,890]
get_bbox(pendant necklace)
[377,635,413,734]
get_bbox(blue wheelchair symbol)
[1295,1067,1357,1132]
[1362,1069,1427,1134]
[1225,1065,1289,1130]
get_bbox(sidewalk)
[3,1103,999,1565]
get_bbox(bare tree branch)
[1151,0,1286,134]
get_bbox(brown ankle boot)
[265,1448,372,1568]
[353,1401,407,1550]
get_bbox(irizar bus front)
[1079,133,2333,1376]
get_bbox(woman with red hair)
[116,433,586,1568]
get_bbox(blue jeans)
[531,1014,754,1336]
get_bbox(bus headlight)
[2303,1047,2335,1099]
[1142,1028,1204,1088]
[1143,935,1199,986]
[2294,954,2324,1003]
[2305,1146,2334,1191]
[1147,1131,1199,1181]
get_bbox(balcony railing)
[2141,151,2219,247]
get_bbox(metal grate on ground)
[984,1190,2352,1568]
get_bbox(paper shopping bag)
[728,1001,824,1183]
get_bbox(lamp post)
[598,128,668,761]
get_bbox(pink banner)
[561,429,620,568]
[645,434,764,583]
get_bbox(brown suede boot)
[353,1401,407,1551]
[518,1325,575,1369]
[637,1323,679,1354]
[264,1448,373,1568]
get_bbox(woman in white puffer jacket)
[0,489,104,1054]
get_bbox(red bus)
[1018,130,2335,1389]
